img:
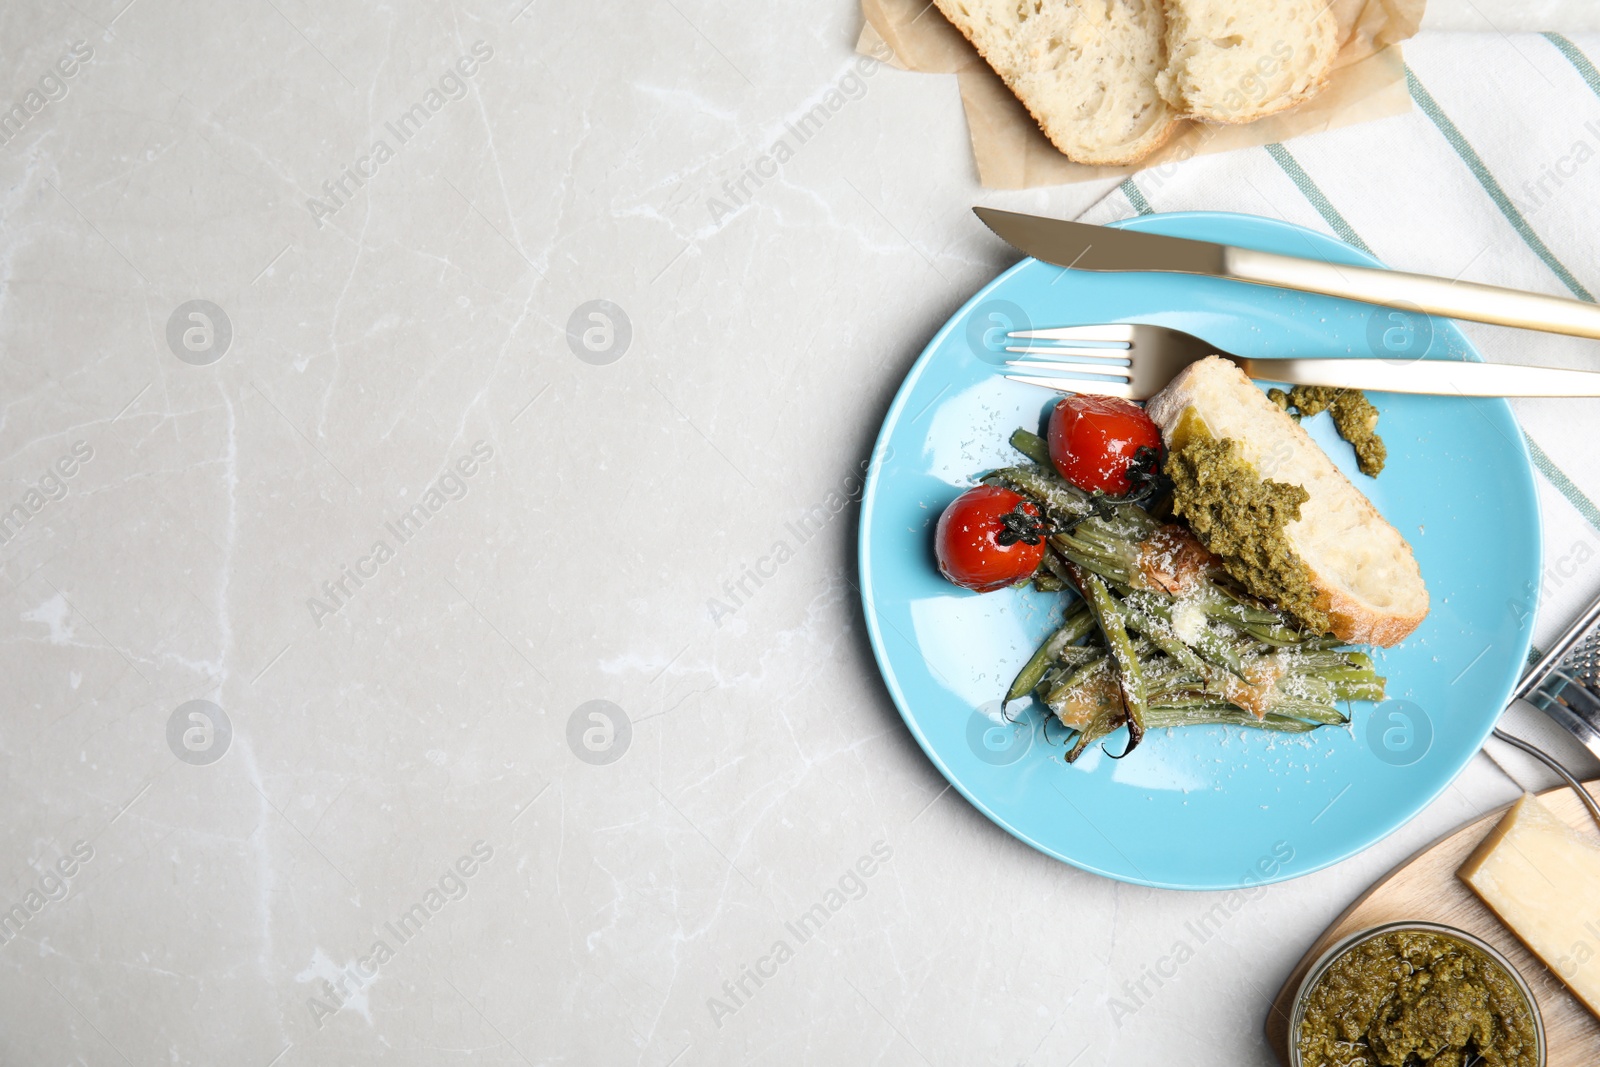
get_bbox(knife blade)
[973,207,1600,341]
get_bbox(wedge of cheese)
[1458,791,1600,1020]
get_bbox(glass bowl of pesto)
[1289,921,1544,1067]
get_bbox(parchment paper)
[857,0,1426,188]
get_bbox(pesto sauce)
[1269,385,1388,477]
[1165,409,1330,634]
[1297,930,1540,1067]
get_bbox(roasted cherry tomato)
[1046,395,1163,496]
[935,485,1047,592]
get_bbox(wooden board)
[1266,782,1600,1066]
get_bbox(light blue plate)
[858,212,1541,891]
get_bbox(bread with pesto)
[1145,356,1428,647]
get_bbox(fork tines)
[1003,347,1130,361]
[1002,324,1137,397]
[1004,371,1136,399]
[1007,324,1137,344]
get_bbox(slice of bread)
[1157,0,1338,123]
[1146,356,1428,647]
[933,0,1180,165]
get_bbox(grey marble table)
[1,1,1597,1065]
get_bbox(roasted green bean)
[1076,570,1147,755]
[1006,605,1094,702]
[994,426,1388,753]
[1009,428,1053,467]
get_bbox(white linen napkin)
[1073,31,1600,791]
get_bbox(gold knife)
[974,207,1600,340]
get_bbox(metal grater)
[1563,627,1600,687]
[1525,626,1600,761]
[1499,589,1600,835]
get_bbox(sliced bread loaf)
[933,0,1180,165]
[1145,356,1428,647]
[1157,0,1338,123]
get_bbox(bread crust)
[929,0,1337,162]
[1031,100,1181,166]
[1147,357,1428,648]
[933,0,1181,166]
[1181,66,1331,126]
[1323,577,1427,648]
[1160,1,1339,125]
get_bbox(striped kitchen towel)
[1074,31,1600,786]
